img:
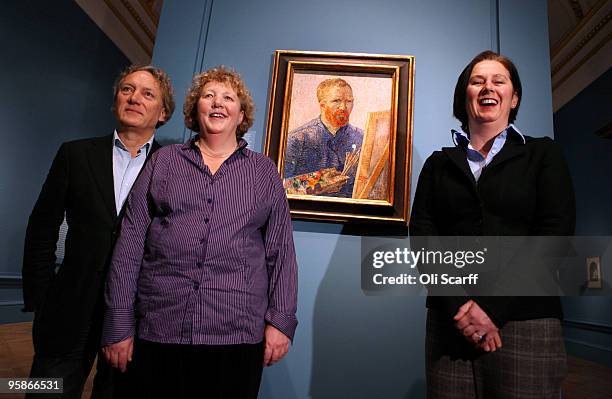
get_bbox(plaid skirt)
[426,309,567,399]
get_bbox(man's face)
[114,71,166,133]
[320,85,354,129]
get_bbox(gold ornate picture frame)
[264,50,415,224]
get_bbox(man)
[284,78,363,197]
[22,65,174,398]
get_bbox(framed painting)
[586,256,602,289]
[264,50,415,224]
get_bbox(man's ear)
[158,108,167,124]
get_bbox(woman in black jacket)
[409,50,575,398]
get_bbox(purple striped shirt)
[102,138,298,346]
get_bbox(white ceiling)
[548,0,611,111]
[75,0,163,65]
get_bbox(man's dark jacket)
[22,134,160,356]
[409,132,575,327]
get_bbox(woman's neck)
[197,133,238,156]
[467,121,508,157]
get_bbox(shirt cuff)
[101,308,136,347]
[265,308,298,342]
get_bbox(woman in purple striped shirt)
[101,66,298,398]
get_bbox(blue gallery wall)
[0,1,129,319]
[555,69,612,367]
[152,1,553,397]
[554,68,612,236]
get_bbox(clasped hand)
[453,300,502,352]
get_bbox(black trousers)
[27,319,117,399]
[126,339,264,399]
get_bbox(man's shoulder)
[345,124,364,140]
[61,134,111,151]
[335,124,364,146]
[289,118,324,138]
[346,123,364,134]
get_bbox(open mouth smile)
[209,112,227,118]
[478,98,498,106]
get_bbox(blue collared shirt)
[112,131,154,214]
[452,124,525,181]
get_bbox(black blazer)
[409,131,575,327]
[22,134,160,356]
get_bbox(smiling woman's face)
[466,60,518,131]
[197,81,244,137]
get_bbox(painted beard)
[325,107,350,129]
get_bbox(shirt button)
[161,219,169,226]
[193,282,200,291]
[199,238,206,244]
[207,198,212,204]
[204,218,210,224]
[196,262,202,268]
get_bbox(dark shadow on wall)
[554,68,612,368]
[0,1,130,280]
[554,68,612,236]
